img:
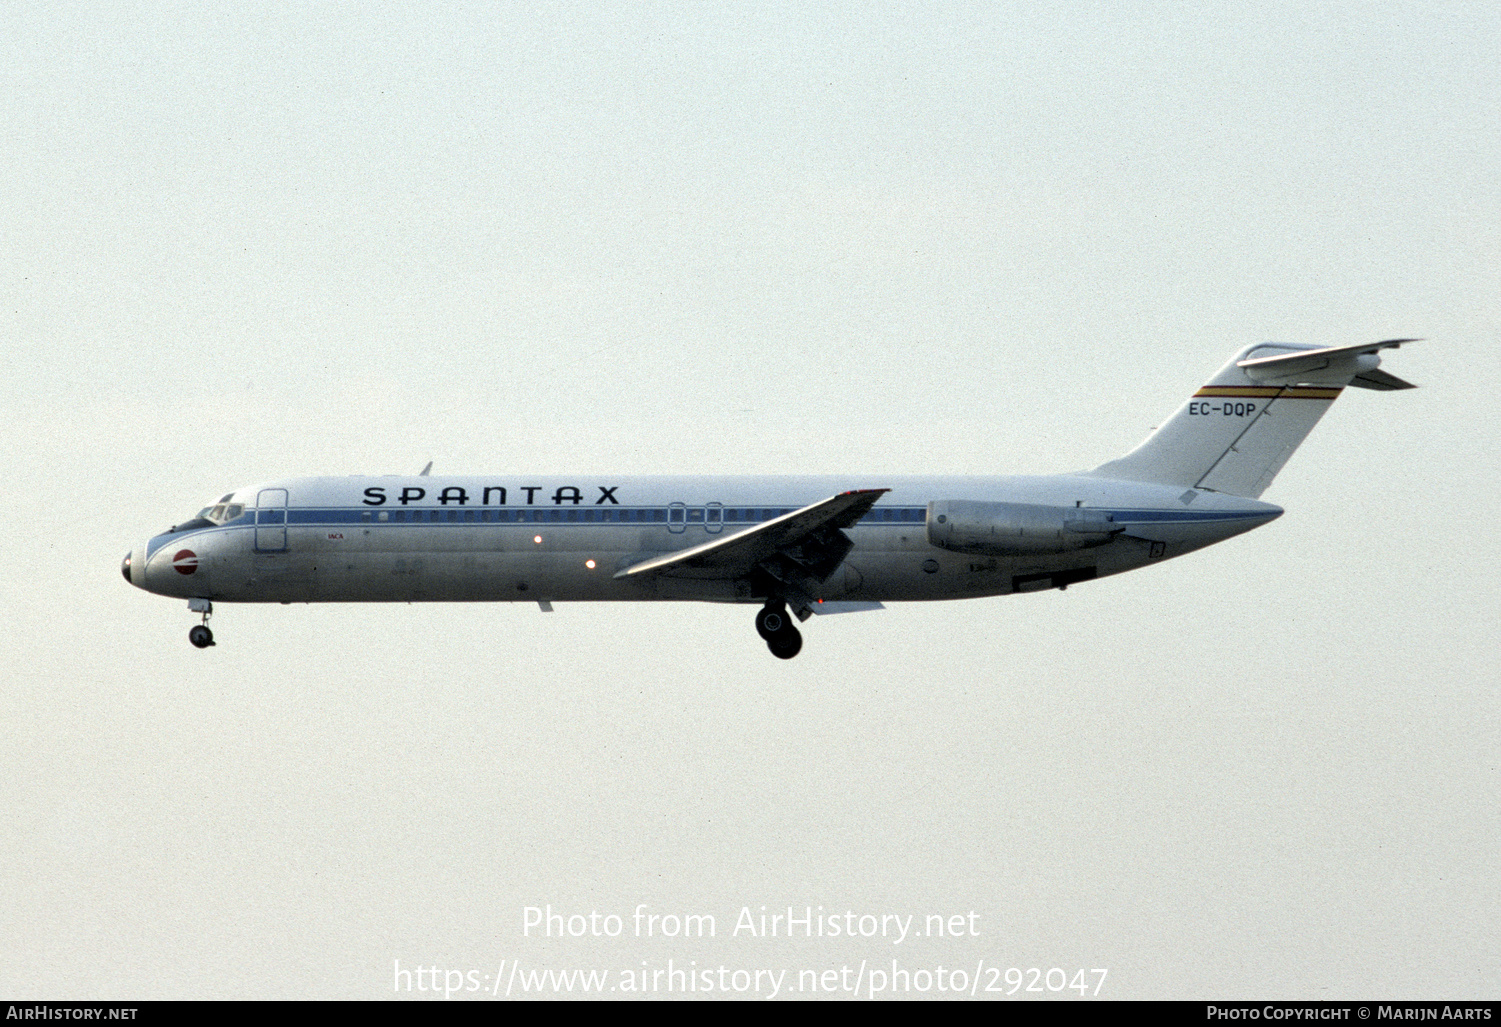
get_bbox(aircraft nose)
[120,549,141,588]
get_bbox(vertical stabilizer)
[1087,340,1415,498]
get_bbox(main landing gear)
[756,602,803,660]
[188,598,215,649]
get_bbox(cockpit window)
[168,501,244,533]
[198,503,244,525]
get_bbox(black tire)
[755,604,787,640]
[189,625,214,649]
[767,625,802,660]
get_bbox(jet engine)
[926,500,1121,556]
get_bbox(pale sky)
[3,1,1498,1000]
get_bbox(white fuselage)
[126,473,1282,607]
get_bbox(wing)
[614,489,889,581]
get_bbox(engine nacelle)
[926,500,1120,556]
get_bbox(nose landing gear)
[755,602,803,660]
[188,598,215,648]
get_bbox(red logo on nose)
[173,549,199,575]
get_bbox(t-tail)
[1087,339,1418,498]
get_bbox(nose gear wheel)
[188,599,215,648]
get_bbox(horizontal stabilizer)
[1349,367,1417,391]
[615,489,888,579]
[1237,338,1419,385]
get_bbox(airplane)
[122,339,1417,659]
